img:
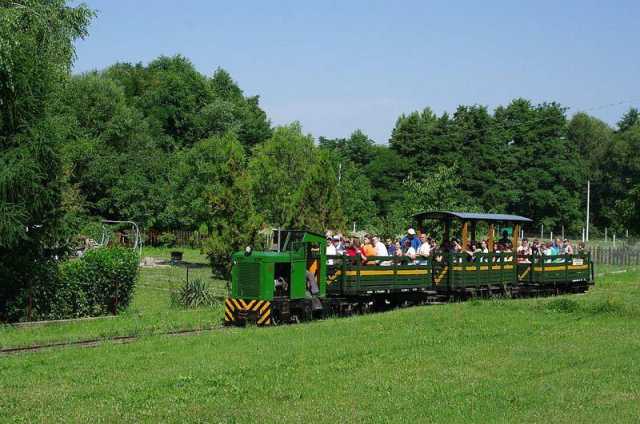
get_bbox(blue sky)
[73,0,640,144]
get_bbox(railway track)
[0,326,225,356]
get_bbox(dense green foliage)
[5,247,139,322]
[0,0,93,321]
[51,47,639,243]
[58,247,139,316]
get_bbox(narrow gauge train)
[224,211,594,326]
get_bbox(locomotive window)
[273,230,305,252]
[307,242,321,259]
[274,263,291,298]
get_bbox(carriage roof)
[412,211,532,223]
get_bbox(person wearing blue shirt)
[551,238,562,256]
[400,228,421,251]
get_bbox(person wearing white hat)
[400,228,421,251]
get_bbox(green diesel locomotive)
[224,211,594,326]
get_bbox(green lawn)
[1,265,639,422]
[0,248,226,350]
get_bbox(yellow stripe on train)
[224,298,272,326]
[533,265,590,272]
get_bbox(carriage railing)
[326,252,593,285]
[326,254,433,266]
[523,253,594,284]
[327,252,591,266]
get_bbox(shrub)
[171,278,217,308]
[2,260,62,322]
[38,247,139,320]
[79,220,106,242]
[158,232,177,248]
[78,247,139,313]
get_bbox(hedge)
[18,247,139,322]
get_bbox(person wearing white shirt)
[416,234,431,264]
[373,236,390,266]
[373,236,389,257]
[326,236,337,265]
[402,239,417,264]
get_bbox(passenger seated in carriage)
[416,234,431,265]
[563,239,574,255]
[402,239,417,264]
[503,242,514,262]
[517,239,532,263]
[463,242,479,262]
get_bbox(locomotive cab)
[225,230,327,326]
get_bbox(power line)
[387,97,640,143]
[575,98,640,113]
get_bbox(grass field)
[1,258,639,422]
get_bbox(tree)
[617,108,639,133]
[248,123,344,231]
[448,105,509,211]
[608,124,640,234]
[0,0,93,320]
[138,55,213,148]
[319,130,376,167]
[493,100,583,232]
[567,113,614,231]
[174,134,262,279]
[170,133,248,229]
[364,145,413,216]
[56,72,172,228]
[209,68,272,150]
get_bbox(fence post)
[113,280,119,315]
[27,281,32,322]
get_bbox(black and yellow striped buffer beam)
[224,298,272,326]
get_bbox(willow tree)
[0,0,93,320]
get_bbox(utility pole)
[586,179,590,242]
[541,224,544,239]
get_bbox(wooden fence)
[589,246,640,266]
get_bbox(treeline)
[57,56,640,241]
